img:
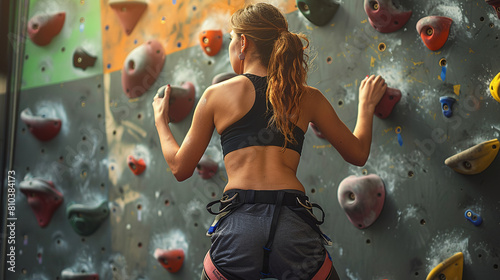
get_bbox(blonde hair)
[230,3,309,145]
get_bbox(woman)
[153,3,386,280]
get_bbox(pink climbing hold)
[109,0,147,35]
[338,174,385,229]
[27,12,66,46]
[20,178,64,228]
[309,122,325,139]
[363,0,412,33]
[196,156,218,179]
[374,87,402,119]
[20,108,62,141]
[122,40,165,98]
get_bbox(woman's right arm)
[310,75,386,166]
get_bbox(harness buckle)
[296,196,313,209]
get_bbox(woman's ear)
[240,34,247,52]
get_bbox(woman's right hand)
[358,75,387,111]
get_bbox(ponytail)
[267,31,309,145]
[230,3,310,146]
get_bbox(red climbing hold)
[199,30,223,56]
[374,87,402,119]
[416,16,453,51]
[154,248,185,273]
[127,155,146,175]
[363,0,412,33]
[109,0,147,35]
[122,40,165,98]
[196,156,218,179]
[309,122,325,139]
[338,174,385,229]
[27,12,65,46]
[20,108,62,141]
[486,0,500,19]
[157,82,196,123]
[20,178,63,228]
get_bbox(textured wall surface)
[3,0,500,279]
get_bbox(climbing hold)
[426,252,463,280]
[154,248,185,273]
[489,72,500,103]
[19,179,63,228]
[109,0,147,35]
[363,0,412,33]
[486,0,500,19]
[395,126,403,146]
[61,268,99,280]
[127,155,146,175]
[199,30,223,56]
[309,122,325,139]
[67,201,109,236]
[337,174,385,229]
[440,64,447,81]
[296,0,340,26]
[444,139,499,175]
[27,12,65,46]
[156,82,195,123]
[416,16,453,51]
[196,156,218,179]
[374,87,402,119]
[73,47,97,70]
[212,72,238,84]
[464,209,483,226]
[439,96,456,118]
[122,40,165,98]
[20,108,62,141]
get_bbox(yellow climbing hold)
[489,72,500,103]
[444,139,499,175]
[370,56,376,67]
[453,85,460,96]
[426,252,463,280]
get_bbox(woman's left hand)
[152,84,171,125]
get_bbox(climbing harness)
[204,189,333,279]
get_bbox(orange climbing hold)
[19,178,63,228]
[154,249,185,273]
[199,30,223,56]
[416,16,453,51]
[20,108,62,141]
[27,12,65,46]
[128,155,146,175]
[122,40,165,98]
[109,0,147,35]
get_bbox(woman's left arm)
[152,85,215,181]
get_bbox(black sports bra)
[220,74,305,157]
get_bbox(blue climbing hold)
[439,96,455,118]
[464,209,482,226]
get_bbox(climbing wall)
[3,0,500,279]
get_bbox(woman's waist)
[224,177,305,193]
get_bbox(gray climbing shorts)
[209,190,331,280]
